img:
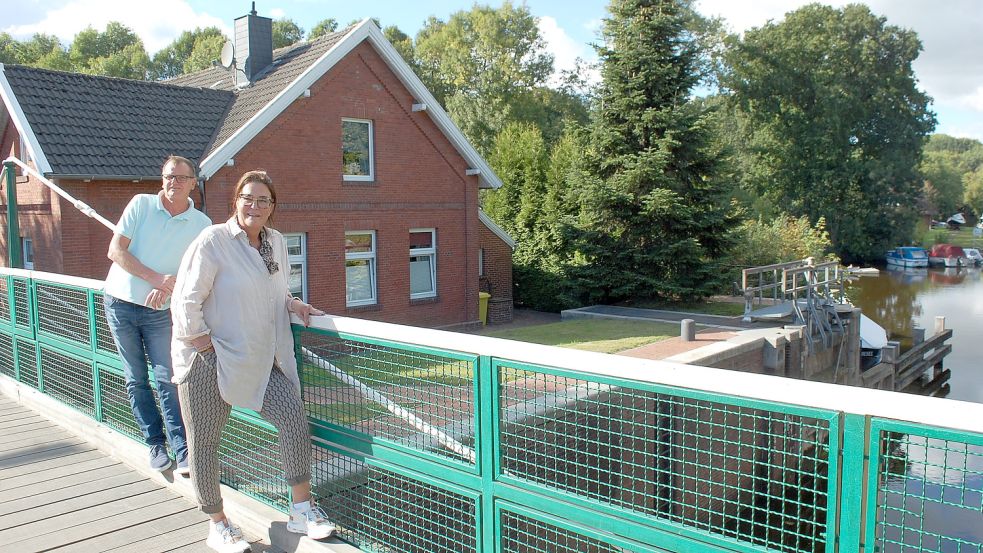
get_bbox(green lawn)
[923,227,983,249]
[481,318,679,354]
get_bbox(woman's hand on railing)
[290,297,324,327]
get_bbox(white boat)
[860,314,889,371]
[845,266,880,276]
[885,246,929,268]
[964,248,983,266]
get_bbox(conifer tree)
[570,0,734,304]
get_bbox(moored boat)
[928,244,967,267]
[885,246,929,268]
[963,247,983,266]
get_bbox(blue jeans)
[103,294,187,459]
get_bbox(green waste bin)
[478,292,491,325]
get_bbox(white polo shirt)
[104,193,211,309]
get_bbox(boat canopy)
[929,244,966,258]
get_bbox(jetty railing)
[2,267,982,553]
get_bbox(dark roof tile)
[4,65,233,178]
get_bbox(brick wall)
[0,40,510,328]
[205,42,486,328]
[478,222,513,324]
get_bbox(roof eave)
[0,64,53,174]
[478,209,516,249]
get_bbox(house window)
[21,238,33,270]
[342,118,374,181]
[478,248,485,277]
[345,231,376,306]
[409,229,436,299]
[284,233,307,301]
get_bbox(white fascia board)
[478,209,516,249]
[200,19,504,191]
[199,21,375,179]
[0,64,53,175]
[363,24,503,190]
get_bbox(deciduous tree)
[69,22,149,79]
[723,4,936,261]
[150,27,225,80]
[272,18,304,49]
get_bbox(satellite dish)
[219,40,234,69]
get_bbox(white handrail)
[2,156,115,231]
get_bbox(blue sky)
[4,1,982,141]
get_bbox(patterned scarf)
[258,228,279,275]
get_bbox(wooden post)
[934,316,946,336]
[912,328,925,345]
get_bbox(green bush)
[730,215,837,268]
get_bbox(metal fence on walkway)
[2,267,981,553]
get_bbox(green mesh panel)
[35,283,91,348]
[0,277,10,324]
[500,509,637,553]
[874,429,983,552]
[39,345,95,416]
[12,278,30,330]
[497,363,831,553]
[97,364,144,440]
[16,338,38,388]
[93,292,117,355]
[219,412,290,509]
[300,332,476,465]
[322,458,477,553]
[0,331,14,378]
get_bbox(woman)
[171,170,334,553]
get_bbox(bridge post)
[3,162,23,269]
[838,413,869,553]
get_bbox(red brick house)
[0,10,514,328]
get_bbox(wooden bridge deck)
[0,392,223,552]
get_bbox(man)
[104,155,211,474]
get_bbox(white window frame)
[18,134,32,176]
[342,118,374,182]
[21,237,33,270]
[409,229,437,299]
[284,233,307,302]
[478,247,485,277]
[345,230,377,307]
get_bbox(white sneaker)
[287,502,336,539]
[206,520,251,553]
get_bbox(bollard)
[681,319,695,341]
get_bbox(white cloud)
[537,15,599,87]
[269,8,285,19]
[3,0,229,54]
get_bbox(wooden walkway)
[0,392,230,552]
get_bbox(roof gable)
[197,19,502,189]
[0,65,233,178]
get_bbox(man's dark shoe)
[149,444,172,472]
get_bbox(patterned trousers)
[177,350,312,514]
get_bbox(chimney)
[234,2,273,85]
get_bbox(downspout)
[3,161,22,268]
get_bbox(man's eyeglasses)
[162,174,195,183]
[238,194,274,209]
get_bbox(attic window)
[342,118,374,181]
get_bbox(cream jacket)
[170,219,300,410]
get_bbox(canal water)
[847,265,983,403]
[846,265,983,551]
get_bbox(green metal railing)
[2,268,982,553]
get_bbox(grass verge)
[482,318,679,354]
